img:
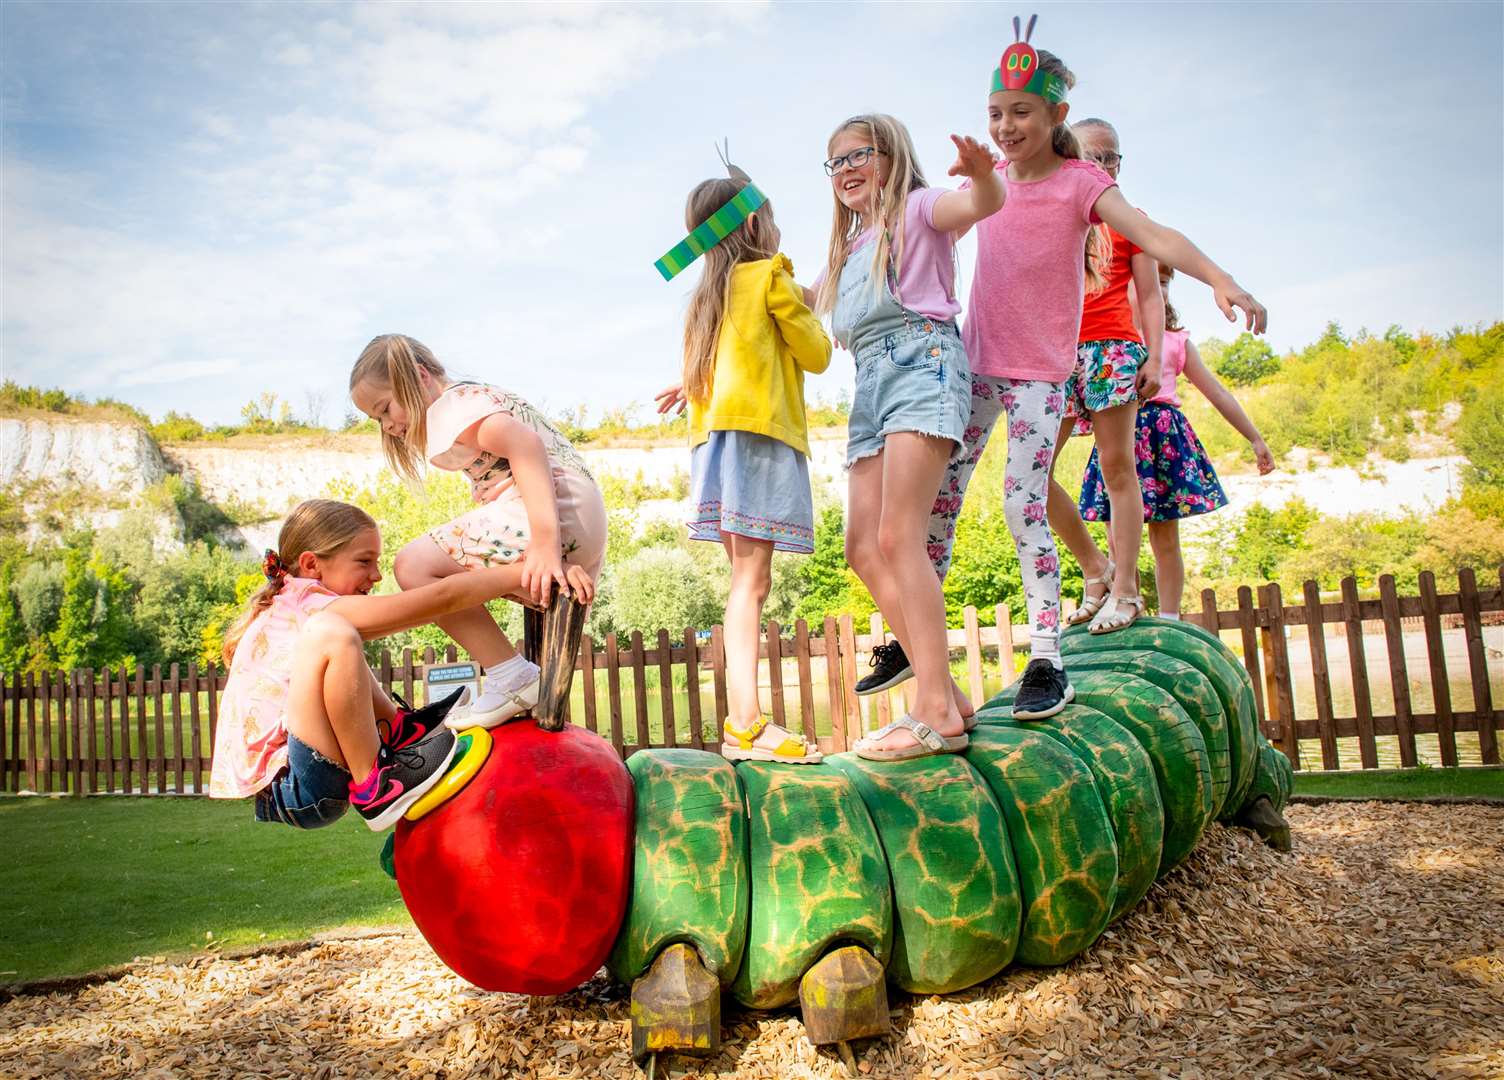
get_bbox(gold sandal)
[721,716,823,764]
[1065,556,1115,627]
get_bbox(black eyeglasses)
[824,146,881,176]
[1089,151,1123,169]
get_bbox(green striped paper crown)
[655,142,767,282]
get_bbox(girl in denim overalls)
[811,113,1004,761]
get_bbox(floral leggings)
[926,375,1067,659]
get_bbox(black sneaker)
[384,687,464,751]
[1011,659,1074,720]
[855,641,914,696]
[349,727,458,831]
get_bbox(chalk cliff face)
[1,417,168,494]
[165,439,388,516]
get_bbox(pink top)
[1150,328,1189,406]
[962,159,1116,381]
[209,576,340,799]
[813,186,961,322]
[426,381,594,492]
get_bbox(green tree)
[605,547,724,639]
[792,506,876,626]
[1214,332,1280,386]
[1456,381,1504,490]
[0,556,27,672]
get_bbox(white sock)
[1159,611,1182,621]
[1030,632,1063,671]
[484,655,537,685]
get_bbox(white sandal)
[1065,557,1115,627]
[1090,593,1145,635]
[855,715,969,762]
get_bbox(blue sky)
[3,1,1501,427]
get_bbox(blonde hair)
[1159,267,1183,333]
[1027,51,1109,295]
[221,500,377,665]
[349,334,448,483]
[681,180,781,405]
[814,114,928,316]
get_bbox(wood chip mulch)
[2,803,1500,1079]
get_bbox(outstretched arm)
[930,135,1005,233]
[1094,187,1267,334]
[327,563,523,640]
[1182,340,1274,473]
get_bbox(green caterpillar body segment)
[607,750,749,986]
[983,704,1164,922]
[732,762,892,1008]
[825,752,1021,994]
[986,670,1214,872]
[1061,650,1232,819]
[1062,621,1259,813]
[963,726,1118,965]
[1249,737,1294,809]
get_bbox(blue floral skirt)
[1079,402,1229,522]
[689,430,814,553]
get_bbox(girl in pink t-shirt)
[350,334,605,730]
[1077,268,1274,617]
[923,24,1266,720]
[209,499,531,831]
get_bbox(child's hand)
[1135,363,1161,402]
[564,564,596,606]
[1253,438,1276,475]
[520,545,569,608]
[654,383,686,416]
[946,134,998,184]
[1214,278,1268,334]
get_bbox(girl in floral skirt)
[1077,267,1275,617]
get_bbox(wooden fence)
[2,568,1500,795]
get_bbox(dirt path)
[2,804,1500,1079]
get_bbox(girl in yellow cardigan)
[656,175,833,763]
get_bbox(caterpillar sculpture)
[385,613,1294,1074]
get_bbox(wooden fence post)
[1236,586,1266,729]
[868,612,891,730]
[629,631,650,751]
[1458,568,1498,765]
[135,665,147,795]
[655,628,677,749]
[1378,574,1418,768]
[1260,584,1299,769]
[682,628,704,750]
[822,616,847,753]
[1302,580,1339,770]
[963,606,985,708]
[69,668,83,796]
[794,619,817,748]
[766,620,786,733]
[1416,570,1458,767]
[1340,577,1379,769]
[837,615,861,743]
[994,604,1015,684]
[605,632,625,756]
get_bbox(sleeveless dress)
[1077,329,1229,522]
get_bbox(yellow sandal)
[721,716,823,764]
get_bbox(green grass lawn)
[0,796,407,985]
[1292,765,1504,802]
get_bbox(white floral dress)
[424,382,607,578]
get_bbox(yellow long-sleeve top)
[689,253,833,457]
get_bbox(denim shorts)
[846,319,971,468]
[254,733,352,829]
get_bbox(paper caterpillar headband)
[654,141,768,282]
[990,14,1068,104]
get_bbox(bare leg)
[856,433,964,751]
[393,536,517,668]
[1147,519,1184,616]
[285,611,383,780]
[721,533,773,730]
[1090,404,1144,599]
[1047,420,1111,597]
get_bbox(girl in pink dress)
[349,334,606,728]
